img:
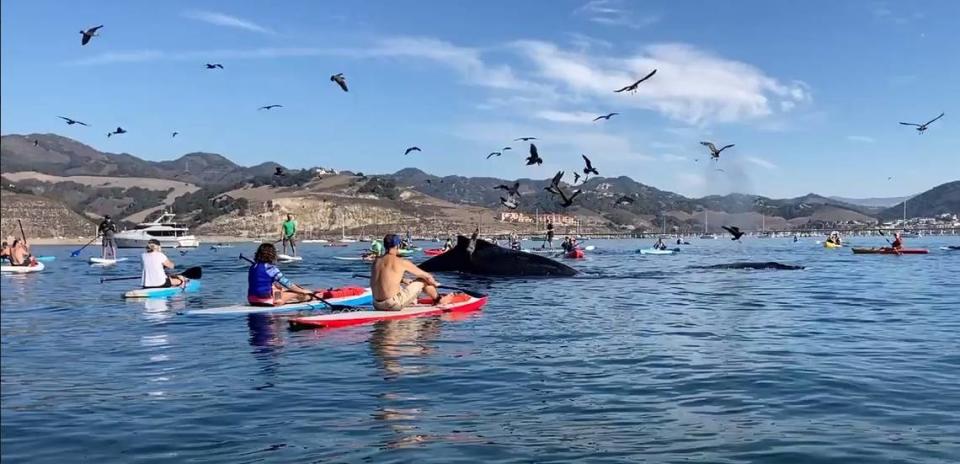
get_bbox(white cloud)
[575,0,661,29]
[743,156,778,170]
[534,110,597,124]
[846,135,876,143]
[511,40,811,124]
[183,10,273,34]
[659,153,688,163]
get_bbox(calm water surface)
[2,238,959,463]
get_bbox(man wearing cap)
[140,238,184,288]
[98,215,118,260]
[371,233,454,311]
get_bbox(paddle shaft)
[239,255,351,310]
[350,273,483,298]
[100,266,201,283]
[17,219,26,242]
[71,235,99,257]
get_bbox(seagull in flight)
[700,141,735,160]
[494,182,520,196]
[274,167,285,177]
[593,112,619,122]
[899,112,944,134]
[544,171,564,194]
[330,73,349,92]
[614,69,657,93]
[553,187,582,208]
[404,146,421,155]
[171,131,179,138]
[58,116,89,126]
[514,137,537,141]
[486,152,502,159]
[500,196,519,210]
[526,144,543,165]
[80,25,103,46]
[502,147,513,151]
[106,127,126,137]
[722,225,745,241]
[258,104,283,110]
[582,154,599,176]
[205,63,224,69]
[573,172,581,184]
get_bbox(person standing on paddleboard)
[542,221,555,249]
[248,243,316,306]
[371,234,454,311]
[141,239,184,288]
[280,214,297,257]
[98,215,118,260]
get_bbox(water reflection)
[369,317,442,379]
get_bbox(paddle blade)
[180,266,202,279]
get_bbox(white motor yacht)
[114,212,200,248]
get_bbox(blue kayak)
[123,279,201,299]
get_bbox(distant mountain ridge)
[879,181,959,220]
[828,195,911,208]
[1,133,282,187]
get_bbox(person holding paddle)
[98,215,118,260]
[890,232,904,251]
[280,214,297,257]
[371,234,454,311]
[141,239,185,288]
[247,243,316,306]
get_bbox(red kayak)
[423,248,447,257]
[565,248,585,259]
[288,293,487,330]
[851,247,929,255]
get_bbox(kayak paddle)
[100,266,202,283]
[351,273,485,299]
[71,236,99,257]
[239,255,355,311]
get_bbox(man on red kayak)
[890,232,903,250]
[371,234,454,311]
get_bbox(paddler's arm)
[270,267,313,295]
[402,259,438,286]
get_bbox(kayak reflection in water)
[141,239,184,289]
[371,234,455,311]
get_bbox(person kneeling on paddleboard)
[9,239,35,266]
[248,243,316,306]
[371,234,454,311]
[141,239,184,288]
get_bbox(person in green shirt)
[280,214,297,256]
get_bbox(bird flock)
[57,24,946,218]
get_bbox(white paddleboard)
[277,254,303,262]
[1,262,45,273]
[89,257,128,266]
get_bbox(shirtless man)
[371,234,454,311]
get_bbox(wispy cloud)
[534,110,598,124]
[659,153,688,163]
[65,47,324,66]
[846,135,876,143]
[183,10,273,34]
[575,0,661,29]
[743,156,778,170]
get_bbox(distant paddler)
[280,213,298,257]
[141,239,185,289]
[97,215,118,260]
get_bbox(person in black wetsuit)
[97,215,118,260]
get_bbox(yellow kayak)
[823,241,842,248]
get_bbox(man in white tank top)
[141,239,184,288]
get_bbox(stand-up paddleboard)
[89,257,129,266]
[36,256,57,262]
[638,248,680,255]
[277,254,303,263]
[123,279,201,299]
[302,239,329,244]
[1,262,45,273]
[522,248,562,255]
[210,245,234,250]
[289,293,487,330]
[183,287,373,315]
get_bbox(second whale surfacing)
[420,236,577,277]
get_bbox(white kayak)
[183,287,373,315]
[123,279,201,299]
[638,248,680,255]
[89,257,129,266]
[1,262,45,273]
[277,254,303,262]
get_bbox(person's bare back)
[371,254,408,301]
[371,235,453,311]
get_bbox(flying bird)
[502,147,512,151]
[614,69,657,93]
[258,104,283,110]
[581,154,599,176]
[58,116,89,126]
[593,112,619,122]
[205,63,224,69]
[887,176,893,181]
[554,187,582,208]
[514,137,537,141]
[700,141,735,160]
[573,172,581,184]
[494,182,520,196]
[171,131,179,138]
[486,152,502,159]
[330,73,349,92]
[526,143,543,165]
[80,25,103,46]
[899,112,944,134]
[500,196,519,210]
[615,195,635,206]
[722,225,745,241]
[106,127,126,137]
[544,171,564,194]
[404,146,421,155]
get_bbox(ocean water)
[2,238,959,463]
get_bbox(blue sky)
[2,0,957,198]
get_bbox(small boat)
[123,279,201,299]
[1,261,45,273]
[699,234,718,240]
[89,257,129,266]
[564,249,585,259]
[851,247,929,255]
[210,244,234,250]
[183,287,373,315]
[289,293,487,330]
[638,248,680,255]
